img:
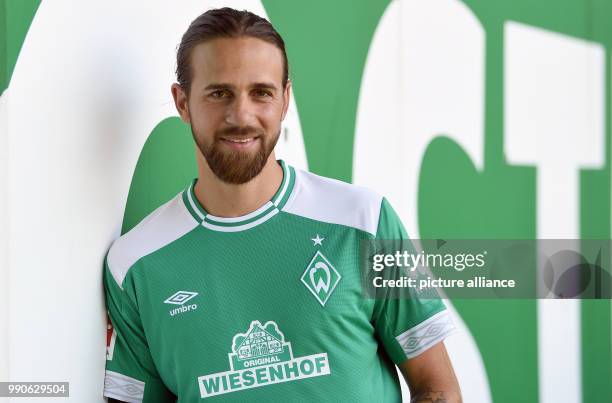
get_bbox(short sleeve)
[371,197,457,365]
[103,255,175,403]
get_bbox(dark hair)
[176,7,289,96]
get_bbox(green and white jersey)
[103,159,456,402]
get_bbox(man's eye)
[254,90,271,97]
[210,90,227,98]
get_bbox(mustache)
[216,126,263,138]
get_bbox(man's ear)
[171,83,191,123]
[281,79,292,121]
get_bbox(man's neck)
[193,154,283,218]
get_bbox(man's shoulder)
[105,191,198,288]
[283,167,385,236]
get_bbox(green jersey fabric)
[103,159,456,402]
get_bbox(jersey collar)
[182,159,295,232]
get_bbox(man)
[103,7,461,403]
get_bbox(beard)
[191,124,280,185]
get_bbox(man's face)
[175,36,290,184]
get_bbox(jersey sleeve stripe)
[103,370,145,403]
[394,309,458,359]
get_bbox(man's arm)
[398,341,462,403]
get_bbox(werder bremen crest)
[197,320,330,398]
[301,251,341,306]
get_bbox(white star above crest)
[311,234,325,246]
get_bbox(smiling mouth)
[222,137,257,143]
[219,136,260,148]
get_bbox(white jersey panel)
[283,168,383,236]
[107,193,198,288]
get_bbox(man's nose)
[224,93,254,126]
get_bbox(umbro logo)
[164,291,199,316]
[165,291,198,305]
